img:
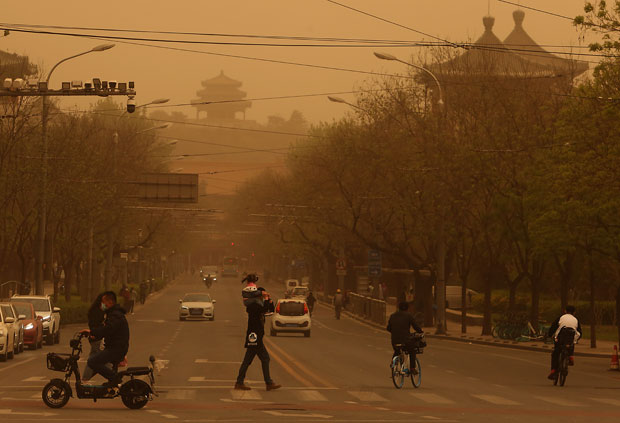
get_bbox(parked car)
[11,302,43,349]
[179,293,216,321]
[0,303,24,355]
[0,306,16,361]
[445,286,479,309]
[270,299,311,337]
[10,295,61,345]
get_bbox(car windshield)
[12,298,50,312]
[12,303,33,319]
[279,302,305,316]
[292,288,308,296]
[183,294,211,302]
[1,305,14,318]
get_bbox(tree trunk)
[616,285,620,347]
[508,282,518,312]
[482,269,492,336]
[588,252,597,349]
[530,276,540,332]
[64,262,73,302]
[461,277,468,334]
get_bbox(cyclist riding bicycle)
[387,302,424,373]
[547,305,582,380]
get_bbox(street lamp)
[374,51,448,335]
[35,44,116,295]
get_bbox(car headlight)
[181,306,188,309]
[24,323,34,330]
[42,316,51,322]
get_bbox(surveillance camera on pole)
[127,96,136,113]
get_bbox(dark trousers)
[236,345,273,384]
[87,348,125,382]
[335,305,342,319]
[551,342,575,370]
[392,343,416,368]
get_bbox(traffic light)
[251,252,255,257]
[231,241,235,246]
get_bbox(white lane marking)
[534,396,583,407]
[0,357,36,373]
[146,409,162,414]
[427,364,437,368]
[263,411,332,419]
[21,376,47,382]
[375,407,390,410]
[445,370,456,374]
[590,398,620,406]
[165,390,197,400]
[422,417,442,420]
[397,411,414,415]
[467,376,479,381]
[195,359,241,364]
[0,409,56,416]
[230,389,262,400]
[344,400,358,404]
[296,390,328,401]
[187,378,261,384]
[136,319,166,323]
[471,394,520,405]
[409,393,455,404]
[30,393,40,399]
[348,391,388,402]
[0,398,38,401]
[162,414,178,419]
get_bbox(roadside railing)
[348,292,386,326]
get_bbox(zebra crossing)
[154,384,620,409]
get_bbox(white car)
[0,306,16,361]
[284,279,300,297]
[288,286,309,300]
[179,293,216,321]
[0,303,24,354]
[270,299,311,337]
[11,295,61,345]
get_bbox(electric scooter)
[42,332,157,409]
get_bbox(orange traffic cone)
[610,345,619,371]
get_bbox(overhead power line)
[496,0,574,22]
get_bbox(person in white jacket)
[547,305,582,380]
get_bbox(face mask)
[100,303,107,311]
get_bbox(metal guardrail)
[347,292,387,326]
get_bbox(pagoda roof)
[503,9,588,77]
[200,70,243,88]
[428,16,557,78]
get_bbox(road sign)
[336,258,346,270]
[137,173,199,203]
[368,249,382,277]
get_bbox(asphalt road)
[1,274,619,422]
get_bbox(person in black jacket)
[82,293,106,381]
[387,302,424,371]
[81,291,130,387]
[234,288,281,391]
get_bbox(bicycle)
[390,333,424,389]
[552,328,575,387]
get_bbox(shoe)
[234,383,251,390]
[266,383,281,391]
[547,370,557,380]
[568,356,574,366]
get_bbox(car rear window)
[279,302,305,316]
[1,305,14,318]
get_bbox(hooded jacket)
[244,298,274,348]
[90,303,130,355]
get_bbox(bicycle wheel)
[410,356,422,388]
[391,355,405,389]
[559,351,569,387]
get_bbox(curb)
[318,299,609,359]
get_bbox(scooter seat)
[120,366,151,376]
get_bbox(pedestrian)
[306,291,317,316]
[119,285,131,312]
[333,289,343,319]
[381,282,388,300]
[129,288,137,314]
[234,288,281,391]
[139,281,148,305]
[368,282,375,298]
[82,292,106,382]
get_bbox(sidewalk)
[319,297,615,359]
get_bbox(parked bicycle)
[42,332,157,409]
[390,333,424,389]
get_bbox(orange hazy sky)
[0,1,593,125]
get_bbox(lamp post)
[104,105,170,290]
[374,52,448,335]
[35,43,115,295]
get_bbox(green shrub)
[55,297,90,325]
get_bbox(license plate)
[190,309,203,315]
[285,323,299,327]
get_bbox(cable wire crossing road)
[1,274,619,422]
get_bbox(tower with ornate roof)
[191,71,252,120]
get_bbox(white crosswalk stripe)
[295,390,328,401]
[534,396,583,407]
[230,389,262,400]
[21,377,47,382]
[471,394,520,405]
[165,390,196,400]
[347,391,388,402]
[409,393,455,404]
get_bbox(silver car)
[179,293,216,321]
[0,303,24,354]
